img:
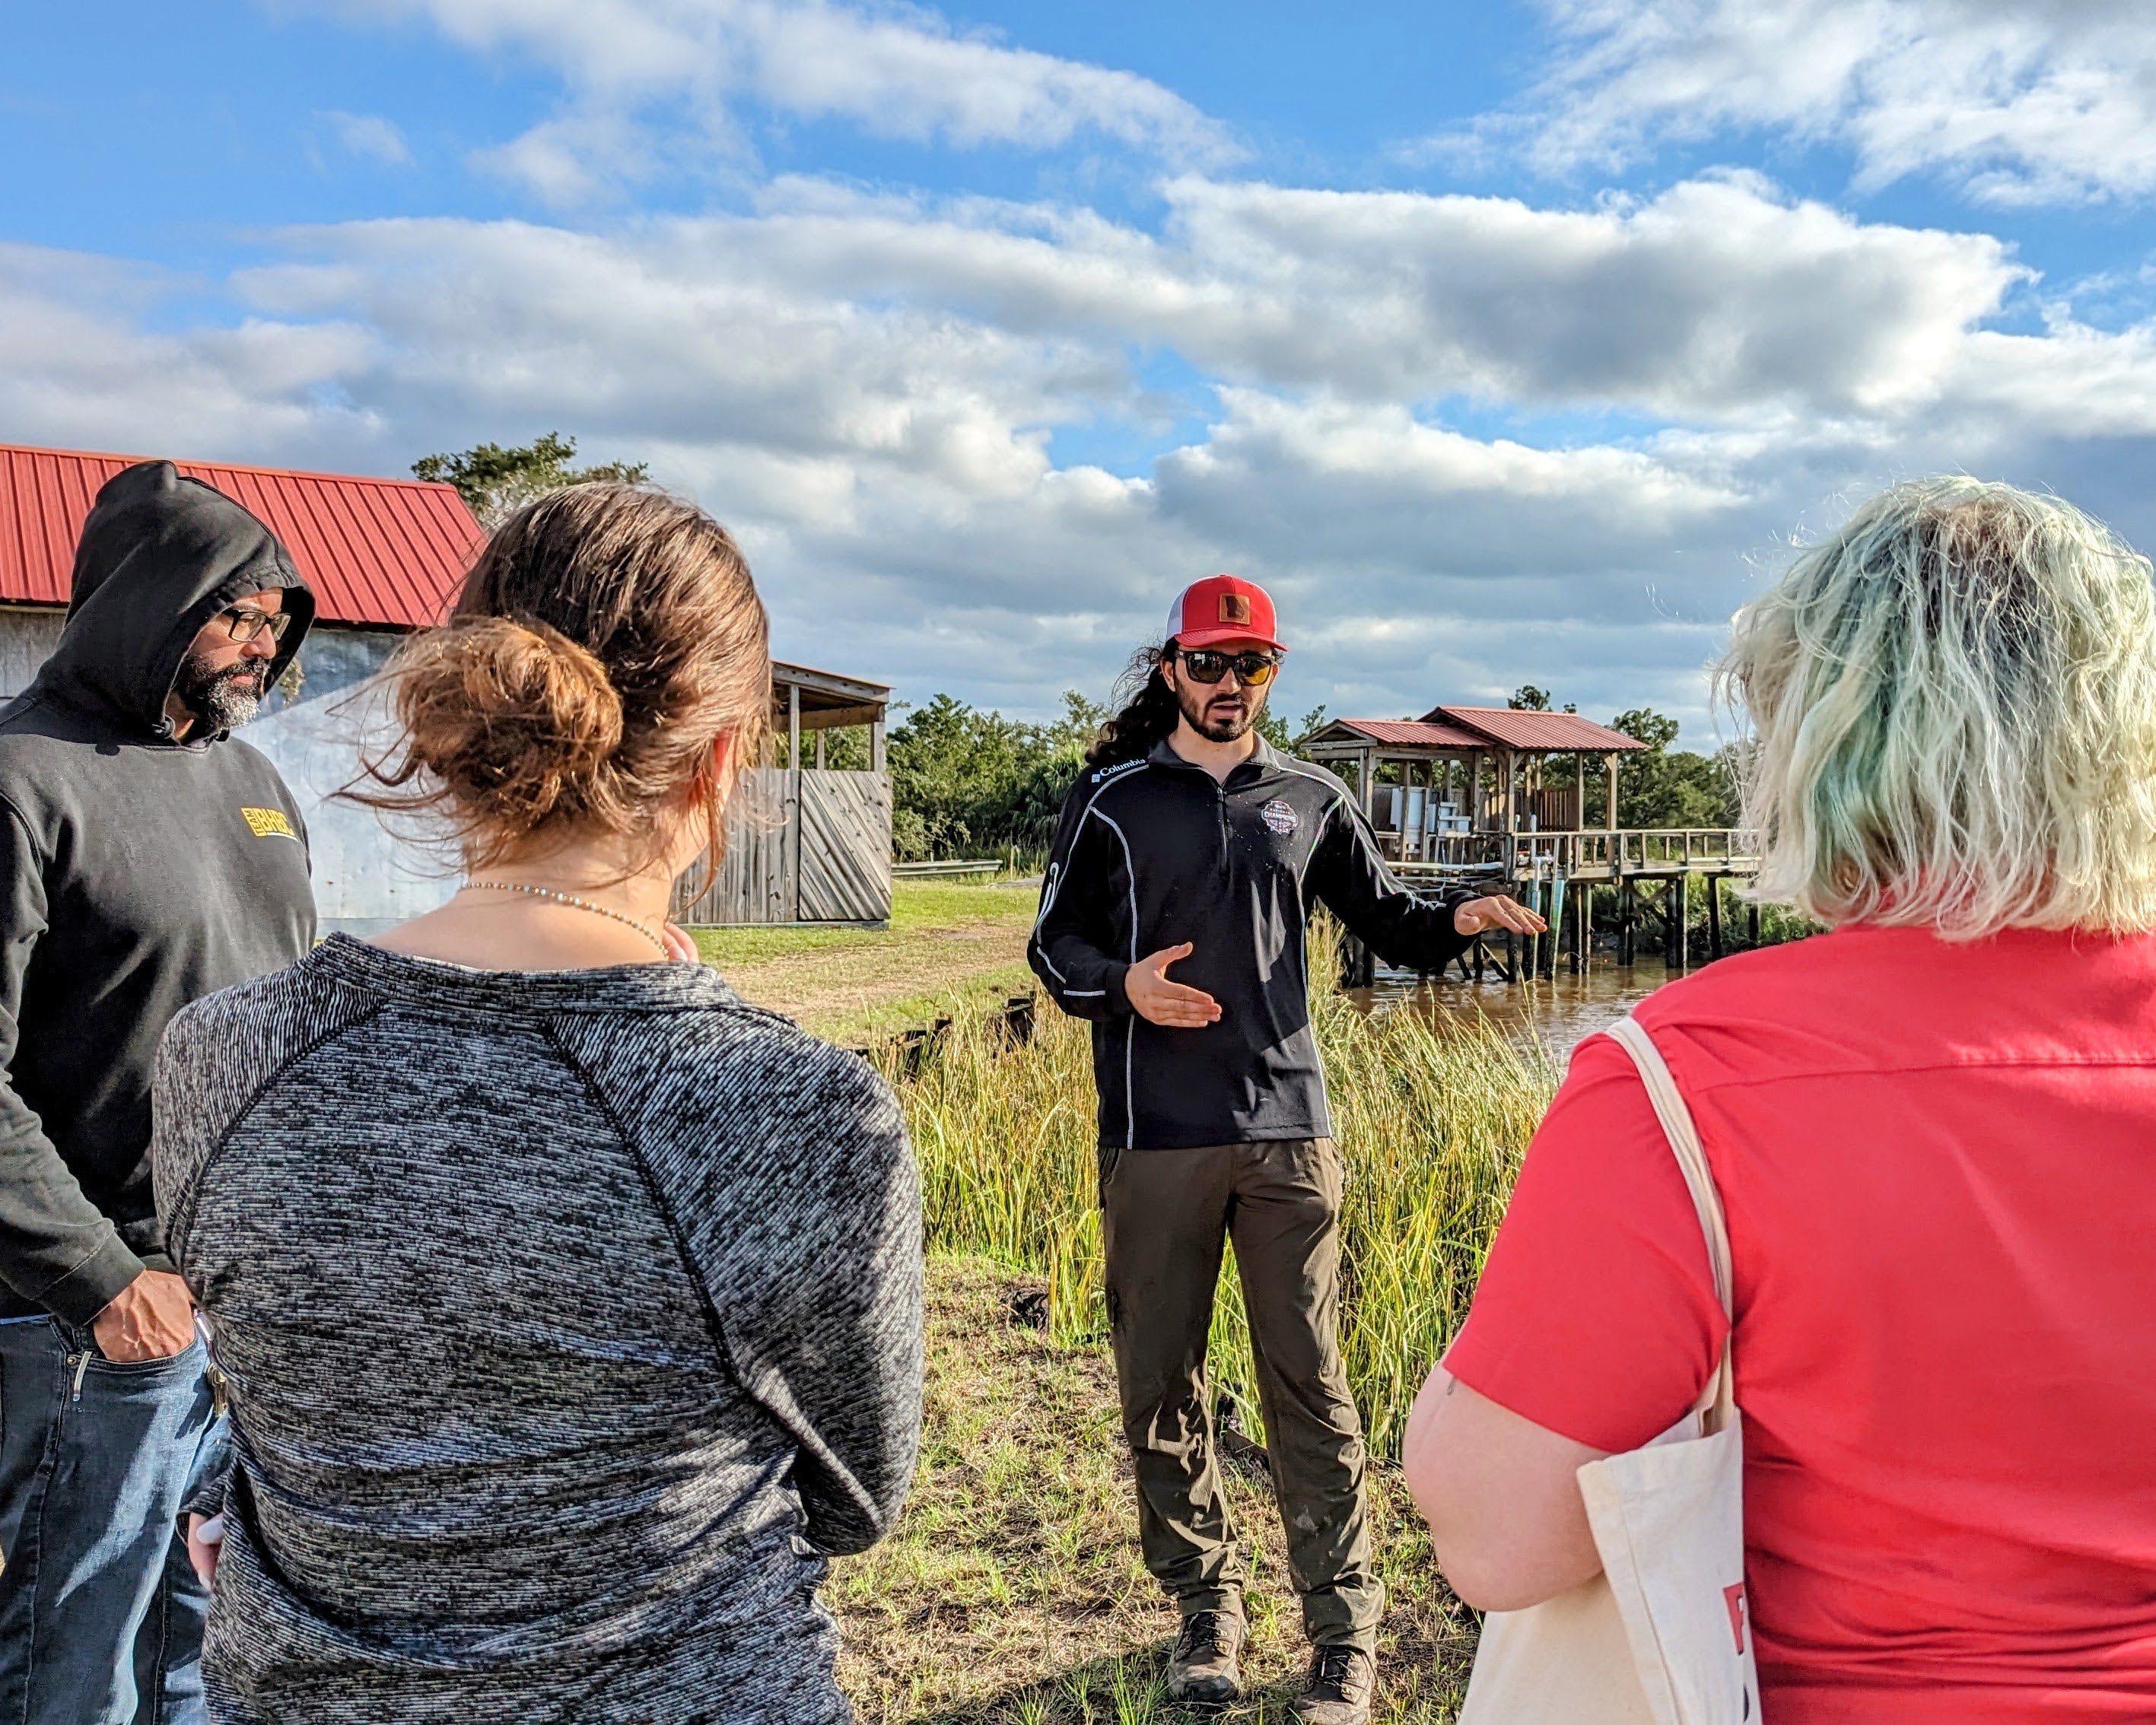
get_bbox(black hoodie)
[0,462,317,1324]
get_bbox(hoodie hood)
[27,461,316,742]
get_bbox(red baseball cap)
[1166,574,1284,653]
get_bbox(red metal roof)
[1423,705,1647,751]
[0,442,484,630]
[1321,718,1491,750]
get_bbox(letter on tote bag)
[1457,1014,1763,1725]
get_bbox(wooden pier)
[1392,828,1762,982]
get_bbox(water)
[1352,958,1684,1059]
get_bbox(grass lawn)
[835,1257,1479,1723]
[692,878,1039,1045]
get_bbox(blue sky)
[7,0,2156,736]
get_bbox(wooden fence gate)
[672,767,893,926]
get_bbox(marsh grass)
[888,917,1559,1458]
[852,922,1556,1717]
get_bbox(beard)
[1175,676,1264,743]
[173,652,268,732]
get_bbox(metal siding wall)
[240,633,460,929]
[0,610,65,698]
[4,612,892,932]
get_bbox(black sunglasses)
[1175,647,1280,688]
[219,607,293,645]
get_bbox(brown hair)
[353,483,770,872]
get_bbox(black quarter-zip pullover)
[1030,737,1476,1149]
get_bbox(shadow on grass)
[921,1637,1312,1724]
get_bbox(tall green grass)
[889,921,1559,1458]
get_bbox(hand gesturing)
[1452,895,1548,937]
[1124,942,1222,1028]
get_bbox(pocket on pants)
[1307,1137,1347,1212]
[1096,1142,1123,1206]
[87,1336,206,1377]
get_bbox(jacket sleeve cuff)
[41,1236,146,1327]
[1104,962,1134,1015]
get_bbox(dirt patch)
[717,917,1031,1032]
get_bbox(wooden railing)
[1393,828,1760,884]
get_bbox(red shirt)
[1445,925,2156,1721]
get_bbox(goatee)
[173,653,266,732]
[1178,685,1257,743]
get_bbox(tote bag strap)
[1602,1014,1737,1429]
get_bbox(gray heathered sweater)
[151,934,923,1724]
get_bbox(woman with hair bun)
[149,484,923,1723]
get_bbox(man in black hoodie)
[0,462,316,1723]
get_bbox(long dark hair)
[1086,640,1180,768]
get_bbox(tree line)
[879,687,1741,863]
[876,691,1334,862]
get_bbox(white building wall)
[0,608,456,933]
[0,608,63,691]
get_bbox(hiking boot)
[1165,1609,1245,1704]
[1293,1644,1375,1724]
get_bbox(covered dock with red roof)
[1299,701,1757,979]
[1299,704,1649,859]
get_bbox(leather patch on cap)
[1219,592,1251,625]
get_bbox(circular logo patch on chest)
[1260,797,1299,835]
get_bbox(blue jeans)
[0,1316,224,1725]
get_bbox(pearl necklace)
[463,880,669,955]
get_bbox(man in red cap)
[1030,576,1543,1721]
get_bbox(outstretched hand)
[1453,894,1548,938]
[1124,942,1223,1028]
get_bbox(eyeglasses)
[218,607,293,646]
[1175,647,1280,688]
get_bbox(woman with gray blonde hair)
[1406,478,2156,1722]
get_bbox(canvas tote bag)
[1457,1012,1763,1725]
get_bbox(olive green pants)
[1098,1137,1382,1652]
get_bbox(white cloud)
[312,0,1235,202]
[678,172,2027,421]
[1156,173,2022,417]
[1493,0,2156,205]
[0,246,382,463]
[321,111,415,167]
[235,215,1124,519]
[11,157,2156,735]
